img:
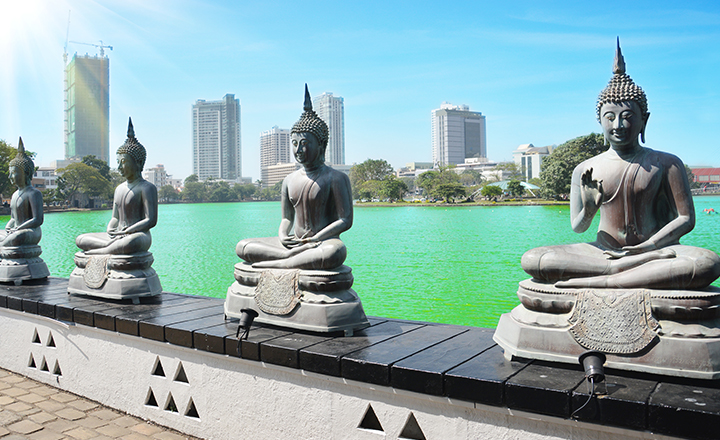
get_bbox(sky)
[1,0,719,182]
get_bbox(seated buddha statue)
[226,86,368,334]
[521,43,720,290]
[69,118,161,301]
[0,138,49,283]
[1,138,43,248]
[236,85,352,271]
[75,118,157,255]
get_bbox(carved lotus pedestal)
[68,252,162,304]
[0,245,50,285]
[494,279,720,379]
[224,263,370,335]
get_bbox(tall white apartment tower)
[192,94,241,181]
[260,126,292,187]
[312,92,345,165]
[431,103,486,166]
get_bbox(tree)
[185,174,199,184]
[685,164,700,189]
[56,163,112,203]
[481,185,503,198]
[0,139,35,198]
[539,133,605,198]
[159,185,179,202]
[433,182,466,203]
[350,159,393,199]
[378,176,408,202]
[507,180,525,197]
[209,181,233,202]
[358,180,383,201]
[460,169,484,186]
[234,183,257,200]
[81,155,111,180]
[182,181,206,202]
[494,162,523,181]
[256,182,282,201]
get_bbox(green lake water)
[12,195,720,329]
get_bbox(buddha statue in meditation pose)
[521,44,720,290]
[0,138,49,283]
[493,41,720,377]
[75,119,156,255]
[68,118,161,301]
[226,85,367,334]
[236,85,352,270]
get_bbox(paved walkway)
[0,368,201,440]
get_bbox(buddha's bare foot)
[252,243,320,269]
[555,276,608,289]
[84,248,109,255]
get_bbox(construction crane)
[69,40,113,57]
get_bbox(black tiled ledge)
[2,277,719,440]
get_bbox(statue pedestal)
[68,252,162,304]
[224,263,369,335]
[494,279,720,379]
[0,245,49,285]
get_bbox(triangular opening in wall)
[28,354,36,368]
[151,357,165,377]
[185,398,200,419]
[357,404,384,432]
[39,356,49,372]
[173,362,189,383]
[53,360,62,376]
[164,393,178,413]
[145,388,158,407]
[399,412,426,440]
[46,332,56,347]
[32,329,41,344]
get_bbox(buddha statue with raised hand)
[68,118,162,302]
[494,41,720,378]
[225,85,368,335]
[0,138,50,284]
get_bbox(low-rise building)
[512,144,553,181]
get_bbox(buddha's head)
[291,84,329,167]
[9,137,34,188]
[596,39,649,148]
[116,117,146,180]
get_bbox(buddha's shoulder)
[642,147,684,166]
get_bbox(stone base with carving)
[494,279,720,379]
[224,262,370,335]
[68,251,162,304]
[0,245,50,285]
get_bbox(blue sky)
[2,0,719,181]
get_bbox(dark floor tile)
[260,332,334,369]
[445,345,530,406]
[649,382,720,440]
[505,362,586,418]
[341,324,465,386]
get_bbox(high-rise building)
[312,92,345,165]
[64,54,110,162]
[260,126,292,187]
[192,94,241,181]
[431,103,486,166]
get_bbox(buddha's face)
[292,132,322,166]
[10,166,25,188]
[117,153,139,180]
[600,101,645,150]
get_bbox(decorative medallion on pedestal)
[225,85,369,335]
[68,119,162,303]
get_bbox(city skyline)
[2,1,719,182]
[431,103,486,167]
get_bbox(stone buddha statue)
[226,85,368,335]
[0,138,50,283]
[68,118,161,302]
[494,41,720,378]
[235,86,352,270]
[520,44,720,290]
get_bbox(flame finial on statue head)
[117,117,147,170]
[292,84,329,149]
[10,137,35,179]
[596,38,649,142]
